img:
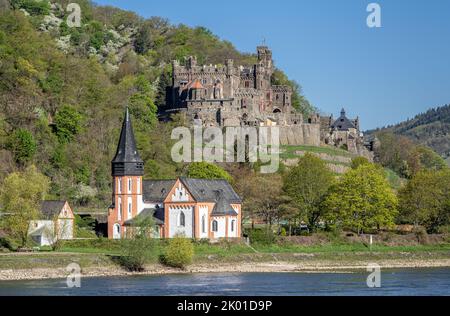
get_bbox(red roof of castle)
[190,80,204,89]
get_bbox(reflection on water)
[0,268,449,296]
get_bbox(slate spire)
[111,107,144,176]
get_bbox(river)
[0,268,449,296]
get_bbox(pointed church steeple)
[111,108,144,176]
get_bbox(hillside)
[0,0,314,208]
[367,104,450,160]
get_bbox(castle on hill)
[169,46,302,127]
[166,46,374,156]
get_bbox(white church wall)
[227,217,238,238]
[171,183,190,202]
[169,206,194,238]
[212,217,226,238]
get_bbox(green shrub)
[246,228,275,245]
[118,237,158,272]
[54,105,83,143]
[161,236,194,269]
[0,237,18,251]
[75,214,95,231]
[7,128,37,165]
[186,162,233,182]
[11,0,50,15]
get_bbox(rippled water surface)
[0,268,449,296]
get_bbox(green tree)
[119,215,158,271]
[245,173,287,229]
[129,93,157,131]
[54,105,83,143]
[350,156,370,169]
[323,164,398,234]
[375,132,445,178]
[415,146,447,171]
[283,153,335,231]
[0,166,49,247]
[186,162,232,183]
[7,128,36,165]
[398,170,450,233]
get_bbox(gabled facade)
[107,109,242,239]
[28,200,75,246]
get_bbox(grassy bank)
[1,242,449,270]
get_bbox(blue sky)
[93,0,450,130]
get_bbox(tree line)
[232,154,450,235]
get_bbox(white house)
[28,200,75,246]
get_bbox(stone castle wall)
[278,124,321,146]
[257,125,320,146]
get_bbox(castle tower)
[255,46,274,108]
[108,108,144,239]
[257,46,273,69]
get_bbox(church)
[107,109,242,239]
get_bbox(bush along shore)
[1,232,450,281]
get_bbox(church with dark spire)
[108,108,242,240]
[111,108,144,177]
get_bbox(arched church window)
[179,211,185,227]
[202,215,206,233]
[212,220,218,232]
[231,220,235,232]
[113,224,121,239]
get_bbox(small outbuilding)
[28,200,75,246]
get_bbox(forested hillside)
[368,104,450,162]
[0,0,313,208]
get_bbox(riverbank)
[1,250,450,281]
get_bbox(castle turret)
[109,108,144,239]
[187,56,197,68]
[188,80,205,100]
[255,46,273,93]
[257,46,273,69]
